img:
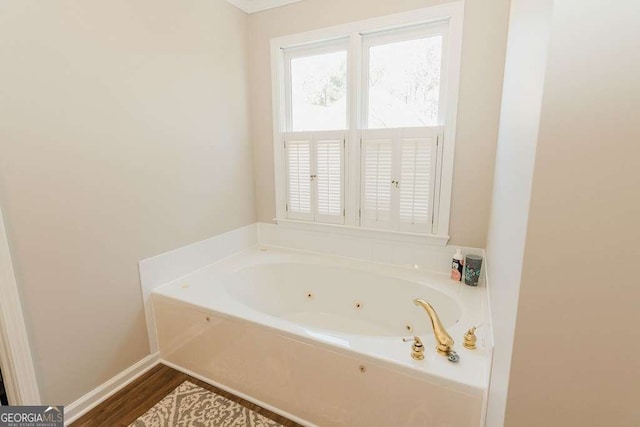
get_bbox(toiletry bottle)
[451,249,464,281]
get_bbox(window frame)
[270,2,465,245]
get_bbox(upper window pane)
[367,35,443,129]
[290,51,347,131]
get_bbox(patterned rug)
[130,381,283,427]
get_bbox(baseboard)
[64,352,160,425]
[159,359,315,427]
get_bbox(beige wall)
[505,0,640,425]
[248,0,511,248]
[0,0,255,405]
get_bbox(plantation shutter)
[398,128,440,233]
[315,132,345,224]
[285,134,313,221]
[360,127,442,233]
[285,131,345,224]
[361,129,395,230]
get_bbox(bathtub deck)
[70,363,301,427]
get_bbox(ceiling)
[224,0,304,14]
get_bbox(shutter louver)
[400,137,432,226]
[361,135,394,229]
[286,139,313,220]
[315,137,344,223]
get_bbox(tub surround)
[141,222,491,426]
[139,222,486,354]
[139,224,259,295]
[138,222,485,297]
[259,222,485,274]
[139,224,259,353]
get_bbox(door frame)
[0,206,40,405]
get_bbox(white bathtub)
[152,246,491,426]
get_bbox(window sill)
[274,218,450,246]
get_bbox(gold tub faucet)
[413,298,454,356]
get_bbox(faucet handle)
[463,326,478,350]
[402,336,425,360]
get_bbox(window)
[272,4,464,242]
[288,49,348,132]
[363,25,445,129]
[282,40,348,225]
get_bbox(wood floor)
[70,364,302,427]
